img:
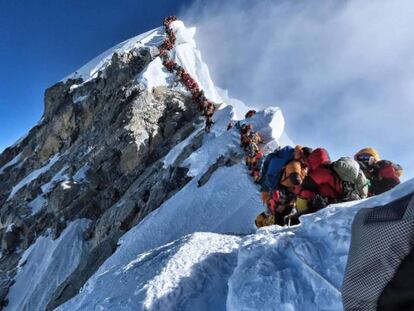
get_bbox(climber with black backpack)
[240,125,253,149]
[205,115,214,133]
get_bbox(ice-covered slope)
[58,232,240,311]
[5,219,91,311]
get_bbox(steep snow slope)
[7,154,60,200]
[5,219,91,311]
[58,232,240,311]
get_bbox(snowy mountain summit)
[0,20,412,311]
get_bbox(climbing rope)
[158,16,219,133]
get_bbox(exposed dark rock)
[1,225,21,255]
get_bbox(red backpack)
[377,161,401,183]
[306,148,343,199]
[307,148,331,171]
[310,167,343,199]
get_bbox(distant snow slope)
[5,219,91,311]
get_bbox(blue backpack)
[260,146,295,191]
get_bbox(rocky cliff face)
[0,44,204,308]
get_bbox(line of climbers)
[229,113,404,228]
[159,16,220,132]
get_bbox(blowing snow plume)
[181,0,414,178]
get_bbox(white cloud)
[181,0,414,179]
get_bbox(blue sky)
[0,0,192,151]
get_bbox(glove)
[310,195,329,212]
